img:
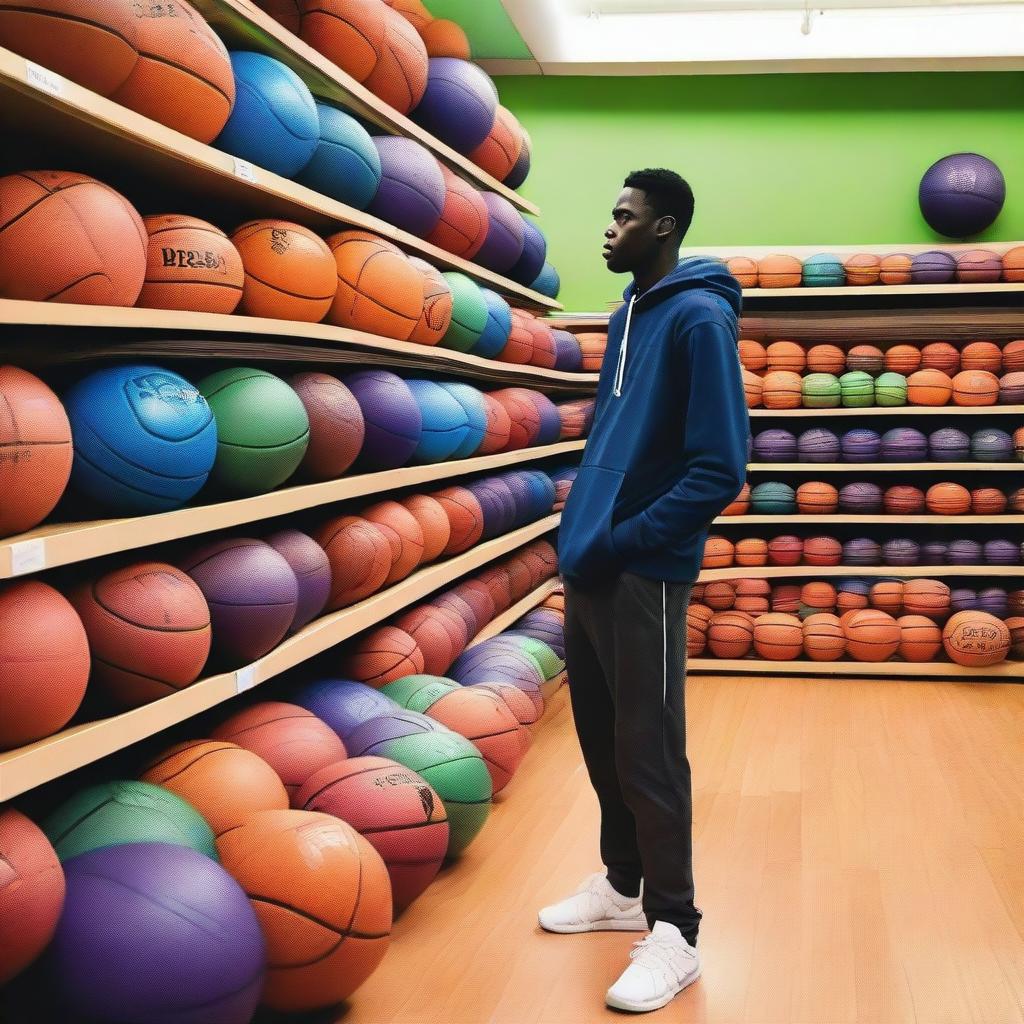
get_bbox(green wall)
[494,73,1024,311]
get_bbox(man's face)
[602,187,662,274]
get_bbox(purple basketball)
[911,250,957,284]
[47,843,265,1024]
[509,218,547,286]
[265,529,332,633]
[880,427,928,462]
[466,477,515,539]
[839,482,882,513]
[753,428,797,462]
[843,538,881,565]
[449,645,545,691]
[971,428,1014,462]
[501,471,534,526]
[431,591,479,638]
[344,708,441,757]
[344,370,423,470]
[531,392,562,445]
[840,428,881,462]
[882,538,920,566]
[977,587,1007,617]
[797,427,840,463]
[475,192,525,273]
[929,426,970,461]
[948,539,982,565]
[951,587,978,612]
[837,578,871,596]
[922,541,948,563]
[984,539,1019,565]
[413,58,497,153]
[368,135,445,237]
[552,329,583,371]
[180,538,298,666]
[504,132,531,189]
[290,677,397,741]
[919,153,1005,238]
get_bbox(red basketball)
[431,485,484,555]
[314,514,393,609]
[884,485,925,515]
[921,341,960,375]
[407,257,453,346]
[425,165,488,259]
[289,371,365,480]
[767,535,802,566]
[803,535,842,566]
[469,105,523,182]
[399,493,451,562]
[362,499,426,584]
[392,606,458,675]
[498,312,536,365]
[489,388,540,450]
[339,624,424,687]
[478,393,512,454]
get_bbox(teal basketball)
[839,370,875,407]
[751,480,796,514]
[380,674,459,712]
[440,272,488,352]
[199,367,310,494]
[802,253,845,287]
[802,373,841,408]
[42,780,217,862]
[875,371,908,406]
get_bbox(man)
[538,169,749,1013]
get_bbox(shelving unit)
[715,514,1024,525]
[698,565,1022,581]
[749,406,1024,418]
[688,658,1024,679]
[747,463,1022,472]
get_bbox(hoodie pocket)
[557,465,625,581]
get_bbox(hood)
[622,256,742,317]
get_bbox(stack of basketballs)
[0,562,568,1018]
[740,339,1024,410]
[0,468,563,755]
[0,0,559,297]
[686,577,1022,668]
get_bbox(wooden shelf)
[747,463,1022,472]
[750,406,1024,417]
[190,0,538,216]
[715,514,1024,524]
[699,565,1023,581]
[689,657,1024,679]
[0,300,595,390]
[0,441,583,579]
[0,48,557,311]
[0,515,560,802]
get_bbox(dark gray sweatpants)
[562,571,701,945]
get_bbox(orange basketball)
[217,809,392,1011]
[1009,488,1024,513]
[1004,246,1024,283]
[757,254,802,289]
[381,0,431,30]
[69,561,210,711]
[735,537,767,566]
[690,584,705,604]
[326,229,423,339]
[742,368,763,408]
[906,368,952,406]
[801,581,836,611]
[392,606,456,675]
[575,333,607,373]
[767,535,803,566]
[925,481,971,515]
[425,165,488,259]
[885,344,922,374]
[802,613,845,661]
[723,481,751,516]
[836,589,868,614]
[942,610,1010,666]
[212,701,347,803]
[843,608,900,661]
[843,253,881,286]
[707,610,754,658]
[405,256,453,346]
[738,339,767,373]
[231,219,337,322]
[1004,339,1024,371]
[736,577,771,597]
[139,215,244,314]
[489,388,540,450]
[727,256,758,288]
[771,584,801,614]
[951,369,998,406]
[766,340,805,374]
[0,170,146,305]
[111,0,234,143]
[903,578,950,618]
[961,341,1002,374]
[510,309,557,369]
[897,615,941,662]
[498,312,536,365]
[846,344,884,375]
[0,366,72,537]
[340,625,424,687]
[360,499,425,584]
[0,580,88,751]
[399,493,451,563]
[753,612,802,659]
[469,106,523,181]
[314,514,393,609]
[420,17,471,59]
[141,739,288,836]
[920,341,960,375]
[432,485,484,555]
[869,580,904,616]
[796,481,839,514]
[474,394,510,455]
[735,595,769,616]
[806,344,846,375]
[879,253,912,284]
[762,370,802,409]
[289,371,365,481]
[970,487,1006,515]
[703,581,736,610]
[803,535,842,565]
[884,485,925,515]
[702,535,734,569]
[687,603,712,656]
[956,249,1002,283]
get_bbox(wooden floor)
[338,674,1024,1024]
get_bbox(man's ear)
[655,215,677,242]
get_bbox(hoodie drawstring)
[613,294,637,398]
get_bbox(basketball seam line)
[76,422,211,480]
[206,596,295,609]
[218,433,310,450]
[144,743,236,783]
[244,268,335,302]
[0,179,92,234]
[48,795,117,845]
[145,278,243,291]
[359,819,449,835]
[73,446,203,500]
[179,540,262,575]
[89,577,211,632]
[131,50,233,106]
[91,652,183,688]
[0,7,134,48]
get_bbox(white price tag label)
[232,157,257,184]
[25,61,64,97]
[235,664,257,694]
[9,539,46,576]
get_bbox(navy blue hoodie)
[557,258,750,586]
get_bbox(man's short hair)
[623,168,694,238]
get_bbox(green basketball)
[497,635,564,679]
[802,373,841,408]
[750,480,796,514]
[875,371,908,406]
[376,730,492,858]
[839,370,875,407]
[199,367,310,494]
[42,780,217,862]
[380,674,459,713]
[440,272,488,352]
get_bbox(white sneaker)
[605,920,702,1012]
[538,871,647,933]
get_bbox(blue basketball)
[532,393,562,445]
[919,153,1005,238]
[436,381,487,458]
[473,289,512,359]
[929,426,970,461]
[215,52,318,178]
[552,329,583,371]
[948,540,982,566]
[837,578,871,596]
[290,677,397,743]
[971,428,1014,462]
[923,542,948,563]
[531,262,560,298]
[504,134,531,188]
[509,219,547,286]
[413,58,497,153]
[65,365,216,513]
[466,478,513,539]
[880,427,928,462]
[750,480,795,514]
[521,468,556,512]
[406,379,470,464]
[803,253,845,287]
[840,428,880,462]
[296,103,381,209]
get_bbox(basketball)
[265,529,332,631]
[911,250,956,284]
[479,395,515,456]
[407,257,453,346]
[344,368,423,469]
[432,485,484,554]
[363,498,426,583]
[392,607,458,674]
[440,271,488,351]
[413,56,497,152]
[489,387,541,450]
[802,373,841,408]
[839,370,874,407]
[886,344,922,374]
[970,487,1006,515]
[880,253,912,284]
[289,371,365,480]
[870,580,904,616]
[0,170,146,305]
[843,538,880,565]
[796,480,839,514]
[926,481,971,515]
[231,219,336,322]
[801,581,837,612]
[961,341,1003,373]
[505,129,533,188]
[802,253,844,287]
[942,610,1010,666]
[757,254,802,288]
[767,535,802,566]
[921,341,960,375]
[875,372,908,406]
[475,289,514,360]
[802,614,846,661]
[799,536,838,565]
[426,165,489,259]
[919,153,1005,237]
[577,332,608,371]
[839,481,882,513]
[476,191,526,273]
[298,101,382,209]
[766,340,805,373]
[702,535,735,568]
[751,479,795,514]
[69,562,210,710]
[179,537,299,665]
[753,613,802,659]
[314,514,393,608]
[742,368,763,408]
[369,135,445,237]
[762,370,802,409]
[511,308,556,368]
[843,608,900,661]
[340,624,425,687]
[843,253,881,286]
[999,372,1024,404]
[727,256,758,287]
[738,339,768,373]
[198,366,310,493]
[846,344,884,375]
[806,343,845,374]
[327,229,423,339]
[898,615,942,661]
[707,610,754,658]
[436,381,487,456]
[907,368,953,406]
[422,17,471,59]
[952,369,999,406]
[703,581,736,609]
[510,220,548,289]
[1005,248,1024,283]
[470,105,523,182]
